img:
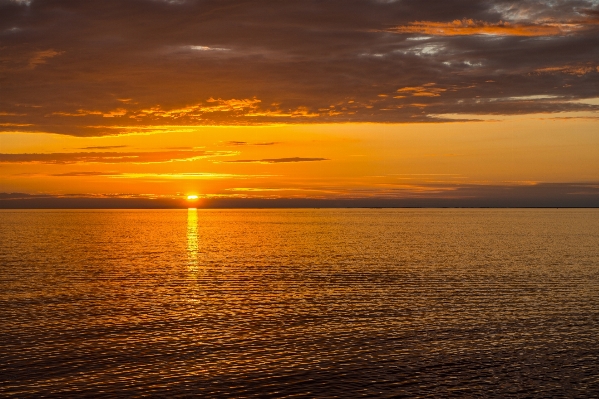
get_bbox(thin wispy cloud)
[224,141,280,146]
[50,171,122,177]
[187,45,230,52]
[384,19,577,37]
[28,49,63,69]
[78,145,129,150]
[0,150,234,164]
[224,157,330,164]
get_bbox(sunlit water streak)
[1,209,599,398]
[187,208,199,273]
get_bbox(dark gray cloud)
[1,0,598,135]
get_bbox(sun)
[187,195,199,201]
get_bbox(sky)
[1,0,598,207]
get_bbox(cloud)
[52,108,127,117]
[224,141,280,146]
[2,183,599,208]
[17,172,273,180]
[111,172,271,180]
[131,98,319,122]
[227,187,292,192]
[397,83,447,97]
[188,45,230,52]
[138,98,262,118]
[78,145,129,150]
[28,49,63,69]
[50,171,122,177]
[0,122,33,127]
[534,64,598,76]
[385,19,574,37]
[0,149,231,164]
[224,157,330,164]
[1,0,598,134]
[7,0,32,6]
[0,192,52,200]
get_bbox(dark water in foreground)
[1,209,599,398]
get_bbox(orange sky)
[2,117,599,205]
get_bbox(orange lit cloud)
[0,112,26,116]
[28,172,271,180]
[108,172,269,180]
[397,83,447,97]
[51,109,128,118]
[0,123,34,127]
[51,110,103,117]
[0,150,233,164]
[50,172,120,177]
[135,99,320,121]
[28,49,63,69]
[534,65,599,76]
[136,98,262,119]
[386,19,576,36]
[224,157,330,164]
[224,141,280,146]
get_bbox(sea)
[1,209,598,398]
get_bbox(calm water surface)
[1,209,599,398]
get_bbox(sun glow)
[187,195,199,209]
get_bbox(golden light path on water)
[187,208,199,272]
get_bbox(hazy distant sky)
[1,0,598,206]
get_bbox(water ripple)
[1,209,598,397]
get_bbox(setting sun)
[187,195,199,201]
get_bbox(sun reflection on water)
[187,208,199,272]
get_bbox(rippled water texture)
[1,209,599,397]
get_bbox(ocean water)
[1,209,599,398]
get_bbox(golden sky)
[1,0,599,207]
